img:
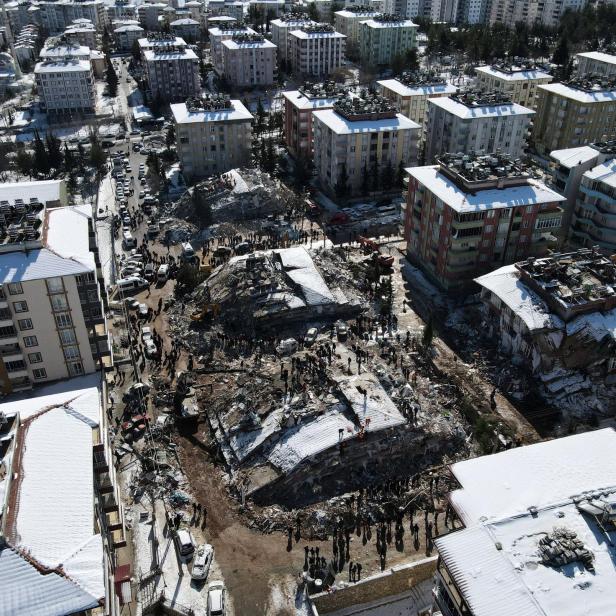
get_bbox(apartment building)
[377,70,457,139]
[38,0,108,33]
[475,60,553,109]
[0,190,109,393]
[456,0,487,23]
[64,18,98,48]
[433,429,616,616]
[137,2,167,30]
[208,23,257,73]
[487,0,585,28]
[170,17,200,41]
[221,33,276,87]
[114,23,144,51]
[358,14,417,67]
[334,7,379,44]
[270,14,314,61]
[313,93,420,197]
[425,90,534,163]
[532,78,616,155]
[288,24,346,77]
[405,153,565,291]
[142,39,199,102]
[35,58,96,114]
[172,96,253,180]
[576,50,616,78]
[283,81,346,158]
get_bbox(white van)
[122,231,136,250]
[116,276,148,295]
[181,242,195,261]
[157,264,169,283]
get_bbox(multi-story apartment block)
[38,0,108,34]
[313,93,420,197]
[35,58,96,114]
[137,2,167,30]
[170,17,200,41]
[334,7,379,44]
[270,14,314,61]
[532,78,616,155]
[64,18,98,48]
[377,70,457,141]
[358,14,417,67]
[487,0,584,28]
[475,60,553,109]
[569,156,616,252]
[283,81,346,159]
[221,33,276,87]
[172,96,253,180]
[0,376,129,615]
[288,24,346,77]
[138,32,187,53]
[405,153,565,291]
[0,188,110,392]
[40,36,105,77]
[105,0,137,23]
[208,23,257,73]
[184,0,205,22]
[425,90,534,163]
[576,50,616,78]
[114,23,144,50]
[456,0,488,23]
[142,36,199,102]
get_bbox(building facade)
[208,24,257,73]
[287,24,346,77]
[221,33,277,87]
[576,50,616,78]
[270,14,314,61]
[425,90,534,163]
[170,17,200,41]
[474,60,553,109]
[333,7,379,44]
[531,78,616,155]
[405,153,565,291]
[172,96,253,180]
[358,14,417,67]
[313,93,420,197]
[35,58,96,114]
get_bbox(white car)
[305,327,318,346]
[141,326,152,343]
[138,303,149,317]
[144,338,158,358]
[207,581,226,616]
[191,544,214,581]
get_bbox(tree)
[370,162,380,192]
[165,123,175,150]
[131,38,141,63]
[45,132,63,170]
[406,47,419,71]
[63,143,75,170]
[397,160,407,188]
[192,188,213,227]
[306,2,319,21]
[422,319,433,348]
[105,56,118,97]
[391,53,406,76]
[335,163,349,199]
[16,149,33,178]
[262,138,276,173]
[32,130,50,176]
[292,155,313,189]
[255,98,266,136]
[381,162,395,190]
[552,37,569,66]
[89,142,107,176]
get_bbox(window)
[12,301,28,313]
[63,345,80,360]
[46,277,64,294]
[55,313,72,328]
[18,318,33,331]
[5,359,26,372]
[23,335,38,347]
[28,352,42,364]
[32,368,47,380]
[59,329,76,345]
[7,283,23,295]
[51,295,69,311]
[68,361,84,376]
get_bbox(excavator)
[357,236,394,268]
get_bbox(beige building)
[208,23,257,73]
[313,94,420,197]
[172,96,253,180]
[475,61,553,109]
[377,71,457,141]
[333,7,378,44]
[0,189,109,393]
[270,14,314,61]
[358,14,417,67]
[576,50,616,78]
[35,57,96,114]
[221,33,277,87]
[288,24,346,77]
[532,78,616,155]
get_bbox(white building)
[434,429,616,616]
[288,24,346,77]
[172,96,253,180]
[221,33,277,87]
[38,0,108,33]
[333,7,379,44]
[114,23,144,51]
[425,90,534,163]
[358,14,418,67]
[64,18,98,48]
[270,14,314,61]
[313,94,420,197]
[576,50,616,78]
[35,58,96,114]
[170,17,200,41]
[137,2,167,29]
[474,60,553,109]
[488,0,587,28]
[208,23,257,74]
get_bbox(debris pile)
[539,528,595,572]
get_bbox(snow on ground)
[95,173,118,287]
[265,575,311,616]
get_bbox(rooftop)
[361,14,417,27]
[335,7,378,16]
[476,61,552,81]
[583,157,616,190]
[429,92,535,119]
[539,80,616,103]
[143,46,198,60]
[282,87,342,111]
[435,429,616,616]
[333,92,397,121]
[378,76,457,98]
[34,58,91,73]
[272,11,310,22]
[314,107,419,135]
[171,97,253,124]
[577,50,616,65]
[299,80,347,100]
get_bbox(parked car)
[192,544,214,581]
[138,303,149,318]
[305,327,318,346]
[144,338,158,358]
[336,321,348,340]
[144,263,155,280]
[207,581,226,616]
[175,529,195,558]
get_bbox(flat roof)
[282,89,340,110]
[313,108,420,135]
[0,248,91,283]
[335,9,378,17]
[171,99,253,124]
[538,81,616,103]
[407,165,565,214]
[475,64,552,81]
[378,77,457,98]
[45,204,95,270]
[138,35,186,47]
[222,37,277,49]
[577,50,616,65]
[289,28,346,39]
[34,59,91,72]
[143,47,198,61]
[360,18,417,28]
[170,17,199,25]
[0,179,63,204]
[583,158,616,189]
[550,145,599,168]
[428,95,535,119]
[40,44,90,58]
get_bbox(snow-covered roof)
[143,47,198,61]
[583,158,616,189]
[538,81,616,103]
[428,95,535,119]
[34,59,91,73]
[0,179,63,205]
[313,108,420,135]
[277,246,335,306]
[437,429,616,616]
[335,9,378,17]
[170,17,199,25]
[208,25,257,36]
[138,35,186,48]
[550,145,599,169]
[407,165,565,214]
[171,99,253,124]
[475,64,552,81]
[360,18,417,28]
[0,377,105,611]
[114,24,144,32]
[576,50,616,65]
[271,17,313,27]
[221,37,277,49]
[282,89,340,110]
[289,28,346,39]
[132,104,153,120]
[377,78,457,98]
[0,248,91,284]
[45,204,95,270]
[40,44,90,58]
